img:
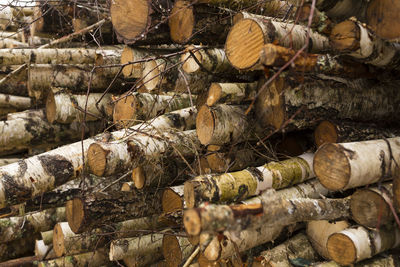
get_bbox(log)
[109,233,164,263]
[330,20,400,68]
[0,38,28,48]
[314,120,400,148]
[87,129,199,177]
[0,236,37,262]
[162,185,184,213]
[184,197,350,235]
[327,225,400,265]
[113,215,168,238]
[259,44,370,77]
[350,183,394,228]
[206,82,258,107]
[27,64,124,100]
[41,230,53,246]
[110,0,172,44]
[184,153,314,207]
[255,75,400,132]
[0,63,28,96]
[366,0,400,42]
[310,0,368,21]
[169,1,234,44]
[306,220,350,260]
[314,137,400,191]
[113,92,195,128]
[254,233,319,267]
[95,48,122,67]
[45,89,113,124]
[162,234,195,267]
[37,249,110,267]
[295,4,332,35]
[225,14,330,70]
[65,190,162,233]
[0,207,65,243]
[35,240,56,260]
[0,93,31,110]
[53,222,107,257]
[141,55,180,92]
[121,181,135,191]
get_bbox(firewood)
[121,181,135,191]
[314,120,400,148]
[0,93,31,110]
[314,137,400,191]
[41,230,53,246]
[295,4,332,34]
[366,0,400,42]
[350,183,394,228]
[162,185,185,213]
[225,13,330,70]
[0,207,65,243]
[37,249,111,267]
[206,82,258,107]
[113,215,168,238]
[306,0,368,21]
[109,233,164,263]
[184,197,350,235]
[110,0,172,44]
[141,55,180,92]
[259,44,369,77]
[330,20,400,68]
[94,48,122,67]
[254,233,319,267]
[35,240,56,260]
[169,1,234,45]
[113,92,195,128]
[87,129,199,177]
[0,63,28,96]
[255,75,400,132]
[306,220,350,260]
[327,225,400,265]
[184,153,314,207]
[45,89,113,124]
[65,190,162,233]
[162,234,196,267]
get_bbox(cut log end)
[206,83,222,107]
[121,46,135,77]
[196,105,215,145]
[314,120,339,147]
[314,143,351,191]
[162,235,183,267]
[142,60,163,90]
[132,166,146,189]
[182,46,202,73]
[350,189,392,228]
[327,233,357,266]
[330,20,360,52]
[53,223,65,257]
[162,188,183,213]
[184,209,201,236]
[226,19,265,70]
[113,94,137,127]
[169,0,194,44]
[45,90,56,124]
[367,0,400,41]
[110,0,150,43]
[66,198,85,234]
[184,181,196,209]
[87,143,108,177]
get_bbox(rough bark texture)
[65,190,163,233]
[314,137,400,191]
[0,64,28,96]
[255,75,400,132]
[0,207,65,243]
[37,249,110,267]
[184,153,314,207]
[225,14,330,70]
[327,225,400,265]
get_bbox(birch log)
[162,234,195,267]
[184,153,314,207]
[225,14,330,70]
[314,137,400,191]
[41,230,53,246]
[35,240,57,260]
[0,93,31,110]
[109,233,164,263]
[141,56,180,92]
[37,250,110,267]
[66,190,163,233]
[206,82,258,106]
[295,4,332,34]
[255,75,400,131]
[0,207,65,243]
[87,129,199,177]
[162,185,185,213]
[113,92,195,128]
[309,0,368,21]
[314,255,400,267]
[46,89,113,124]
[0,63,28,96]
[120,46,149,78]
[330,20,400,69]
[327,225,400,265]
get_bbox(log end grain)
[142,59,163,90]
[162,187,184,213]
[162,235,183,267]
[330,20,360,52]
[182,46,202,73]
[196,105,215,145]
[203,236,221,261]
[45,90,56,124]
[113,94,137,127]
[66,198,85,234]
[225,19,265,70]
[327,233,357,266]
[132,166,146,189]
[121,182,134,192]
[367,0,400,41]
[110,0,150,43]
[183,209,201,236]
[121,46,135,77]
[53,223,65,257]
[314,120,339,148]
[313,143,351,191]
[206,145,225,172]
[350,189,392,228]
[169,0,194,44]
[206,83,222,107]
[87,143,108,177]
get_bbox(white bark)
[0,93,31,110]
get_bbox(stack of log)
[1,0,400,266]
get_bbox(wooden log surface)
[37,249,111,267]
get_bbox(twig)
[182,246,200,267]
[0,63,27,87]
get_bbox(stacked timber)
[1,0,400,266]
